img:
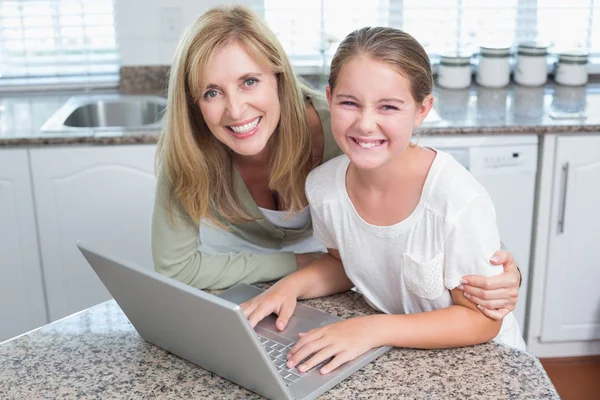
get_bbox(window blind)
[0,0,119,81]
[262,0,600,69]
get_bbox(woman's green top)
[151,94,342,290]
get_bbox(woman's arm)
[459,248,521,319]
[151,173,297,290]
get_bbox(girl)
[152,5,521,318]
[241,26,526,375]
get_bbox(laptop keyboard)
[257,334,304,386]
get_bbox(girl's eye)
[204,90,218,99]
[340,101,357,107]
[382,105,398,111]
[244,78,258,87]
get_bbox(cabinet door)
[541,135,600,342]
[0,149,47,341]
[30,145,157,322]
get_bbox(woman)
[151,5,520,320]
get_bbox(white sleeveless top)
[198,206,324,255]
[257,206,311,229]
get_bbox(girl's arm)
[242,249,353,329]
[285,289,502,374]
[366,287,502,348]
[151,173,297,290]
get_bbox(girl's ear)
[326,85,332,108]
[413,94,434,128]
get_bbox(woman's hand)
[241,280,299,330]
[459,250,521,320]
[285,317,376,375]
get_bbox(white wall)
[115,0,262,66]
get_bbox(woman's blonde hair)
[157,5,317,227]
[329,27,433,104]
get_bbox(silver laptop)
[77,241,391,400]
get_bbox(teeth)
[230,117,260,134]
[355,139,383,148]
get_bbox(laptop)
[77,241,391,400]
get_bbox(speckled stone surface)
[0,287,558,400]
[2,80,600,147]
[119,66,170,95]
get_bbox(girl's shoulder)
[306,155,348,199]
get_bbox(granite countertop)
[0,288,558,399]
[2,81,600,147]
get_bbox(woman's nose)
[225,92,244,120]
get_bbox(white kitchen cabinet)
[528,134,600,357]
[0,149,48,342]
[30,145,157,322]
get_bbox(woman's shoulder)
[304,91,342,163]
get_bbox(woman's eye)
[244,78,258,87]
[204,90,218,99]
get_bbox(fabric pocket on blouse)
[403,252,445,300]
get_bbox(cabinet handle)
[557,162,569,234]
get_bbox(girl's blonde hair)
[157,5,317,227]
[329,27,433,104]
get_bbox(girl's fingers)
[297,345,337,373]
[289,329,321,355]
[321,351,353,374]
[287,337,327,369]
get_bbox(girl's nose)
[357,110,376,134]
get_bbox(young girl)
[241,26,526,375]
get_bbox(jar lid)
[518,41,549,50]
[558,52,588,64]
[480,45,511,57]
[518,42,548,56]
[439,53,472,65]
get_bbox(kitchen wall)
[115,0,262,66]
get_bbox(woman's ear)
[413,94,434,128]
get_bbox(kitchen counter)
[0,288,558,399]
[2,82,600,147]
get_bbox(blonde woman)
[151,5,521,320]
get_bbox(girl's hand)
[459,250,521,320]
[286,317,376,375]
[241,281,298,330]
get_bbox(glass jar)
[514,42,548,86]
[437,53,472,89]
[476,45,511,88]
[554,50,588,86]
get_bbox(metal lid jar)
[476,45,511,88]
[514,42,549,86]
[437,53,472,89]
[554,50,588,86]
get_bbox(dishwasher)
[416,134,538,338]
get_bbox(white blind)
[0,0,119,81]
[263,0,600,67]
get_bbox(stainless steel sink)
[41,94,167,133]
